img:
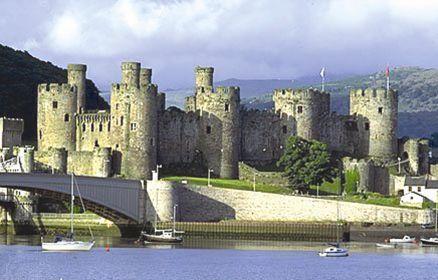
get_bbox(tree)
[277,136,338,192]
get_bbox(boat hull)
[318,252,349,257]
[420,238,438,246]
[142,234,183,244]
[42,241,95,251]
[376,243,396,248]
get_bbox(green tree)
[277,136,338,192]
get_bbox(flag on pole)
[320,67,325,91]
[385,65,390,91]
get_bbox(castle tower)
[195,67,240,179]
[195,66,214,90]
[121,62,141,88]
[273,88,330,141]
[37,83,77,151]
[111,62,157,180]
[140,68,152,88]
[350,88,398,159]
[67,64,87,113]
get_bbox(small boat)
[141,229,183,244]
[318,246,349,257]
[389,235,415,244]
[420,237,438,246]
[376,243,397,248]
[139,204,184,244]
[41,174,95,252]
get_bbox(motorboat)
[376,243,397,248]
[41,173,95,252]
[389,235,415,244]
[141,229,183,244]
[139,204,184,244]
[318,246,349,257]
[420,237,438,246]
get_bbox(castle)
[34,62,430,188]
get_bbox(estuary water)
[0,236,437,280]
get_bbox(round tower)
[51,148,67,174]
[350,88,398,159]
[195,66,214,89]
[122,83,158,180]
[67,64,87,113]
[273,88,330,141]
[197,86,240,179]
[92,147,112,177]
[140,68,152,88]
[17,146,34,173]
[121,62,140,88]
[37,83,77,151]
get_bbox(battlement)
[76,112,111,123]
[67,64,87,71]
[121,62,141,70]
[38,83,77,95]
[350,88,397,100]
[273,88,329,100]
[195,66,214,74]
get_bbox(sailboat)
[41,173,95,251]
[140,204,184,244]
[319,189,349,257]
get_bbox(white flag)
[320,67,325,78]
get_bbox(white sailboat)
[140,204,184,244]
[319,188,349,257]
[41,173,95,251]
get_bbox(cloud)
[2,0,438,88]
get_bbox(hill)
[0,44,109,141]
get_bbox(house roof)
[405,176,427,186]
[426,180,438,189]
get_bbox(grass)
[342,193,401,207]
[162,176,293,195]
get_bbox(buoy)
[105,245,110,252]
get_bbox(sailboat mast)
[71,173,74,234]
[173,204,177,236]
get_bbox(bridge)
[0,173,146,227]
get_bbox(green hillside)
[0,44,109,140]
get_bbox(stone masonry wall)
[175,185,430,224]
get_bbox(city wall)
[146,181,431,224]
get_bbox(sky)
[2,0,438,89]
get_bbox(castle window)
[282,125,287,134]
[297,106,303,113]
[108,122,111,132]
[361,91,365,97]
[120,116,124,126]
[52,101,58,109]
[39,130,42,139]
[364,122,370,131]
[378,107,383,114]
[99,123,103,132]
[82,123,86,132]
[150,138,154,146]
[206,125,211,134]
[115,103,119,110]
[94,140,99,147]
[91,123,95,132]
[130,122,137,131]
[64,114,69,122]
[225,104,229,112]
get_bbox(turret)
[273,88,330,141]
[195,66,214,92]
[37,83,77,151]
[140,68,152,89]
[121,62,140,88]
[350,88,398,159]
[67,64,87,113]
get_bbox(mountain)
[0,44,109,141]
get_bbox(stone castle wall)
[0,118,24,148]
[147,183,431,224]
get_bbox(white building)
[401,177,438,207]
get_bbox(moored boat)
[389,235,415,244]
[318,246,349,257]
[141,229,183,244]
[420,237,438,246]
[376,243,397,248]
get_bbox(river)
[0,236,437,279]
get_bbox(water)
[0,236,437,279]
